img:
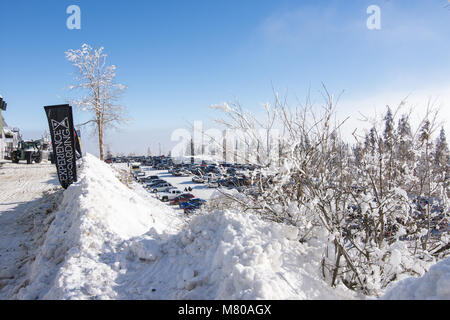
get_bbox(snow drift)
[14,154,179,299]
[9,154,445,300]
[9,154,356,299]
[381,257,450,300]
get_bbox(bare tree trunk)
[98,122,104,160]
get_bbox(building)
[0,96,5,160]
[0,96,20,160]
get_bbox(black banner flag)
[44,104,78,189]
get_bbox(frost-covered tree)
[66,44,127,160]
[396,114,414,189]
[434,128,450,172]
[208,90,448,296]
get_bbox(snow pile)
[121,210,356,300]
[14,154,180,299]
[11,153,357,299]
[381,258,450,300]
[8,153,449,300]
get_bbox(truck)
[156,188,183,202]
[11,139,46,164]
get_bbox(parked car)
[130,163,141,173]
[173,170,190,177]
[133,172,146,180]
[192,175,205,183]
[191,168,205,176]
[150,183,172,192]
[170,193,195,205]
[182,199,207,213]
[207,180,219,188]
[179,198,206,209]
[157,189,183,202]
[143,179,166,187]
[138,175,159,183]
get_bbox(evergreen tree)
[434,127,449,168]
[383,107,394,152]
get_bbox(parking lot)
[150,169,216,200]
[109,155,259,214]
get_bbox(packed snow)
[0,154,447,300]
[381,257,450,300]
[0,162,61,298]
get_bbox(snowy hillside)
[1,154,447,300]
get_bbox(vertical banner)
[44,104,77,189]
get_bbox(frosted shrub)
[210,89,449,296]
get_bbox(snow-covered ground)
[0,155,448,300]
[381,258,450,300]
[0,161,61,298]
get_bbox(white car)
[151,183,172,193]
[134,172,145,179]
[130,163,141,173]
[208,180,219,188]
[157,189,183,202]
[181,170,191,177]
[206,173,219,180]
[192,175,205,183]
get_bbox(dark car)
[179,198,206,209]
[138,175,159,183]
[183,199,207,214]
[144,180,167,188]
[218,179,229,187]
[170,193,195,205]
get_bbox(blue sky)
[1,0,450,155]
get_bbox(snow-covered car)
[157,189,183,202]
[192,175,205,183]
[150,183,172,193]
[207,180,219,188]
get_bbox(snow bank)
[381,258,450,300]
[14,153,356,300]
[122,210,356,300]
[15,154,179,299]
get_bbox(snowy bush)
[209,89,449,296]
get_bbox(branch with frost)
[65,43,128,159]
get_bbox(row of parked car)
[131,166,207,214]
[167,163,256,190]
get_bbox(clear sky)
[1,0,450,156]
